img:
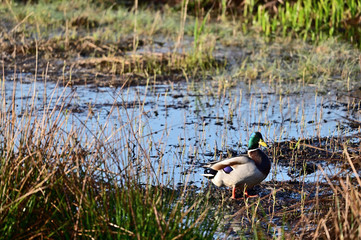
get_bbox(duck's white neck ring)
[248,148,260,152]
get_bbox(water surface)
[2,76,359,187]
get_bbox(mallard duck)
[201,132,270,199]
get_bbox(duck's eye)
[223,166,233,174]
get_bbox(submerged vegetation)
[0,0,360,239]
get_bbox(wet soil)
[1,36,224,87]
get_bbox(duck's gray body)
[202,149,270,189]
[201,132,271,198]
[204,158,264,188]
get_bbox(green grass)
[175,0,361,47]
[249,0,361,46]
[231,37,361,88]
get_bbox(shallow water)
[2,76,360,187]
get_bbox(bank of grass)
[8,0,358,47]
[241,0,361,46]
[171,0,361,47]
[1,0,221,78]
[1,0,360,85]
[230,37,361,90]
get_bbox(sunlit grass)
[231,38,361,88]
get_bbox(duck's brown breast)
[248,149,271,176]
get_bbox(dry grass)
[0,77,220,239]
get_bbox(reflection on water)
[1,76,360,186]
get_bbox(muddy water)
[2,76,360,187]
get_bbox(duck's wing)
[203,155,251,170]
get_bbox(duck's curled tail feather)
[201,168,218,179]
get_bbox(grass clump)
[0,80,220,239]
[229,37,361,89]
[313,149,361,239]
[251,0,361,46]
[170,0,361,47]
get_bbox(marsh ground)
[1,0,361,239]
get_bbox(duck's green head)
[248,132,267,150]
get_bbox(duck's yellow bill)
[259,139,268,147]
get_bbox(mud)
[1,36,224,87]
